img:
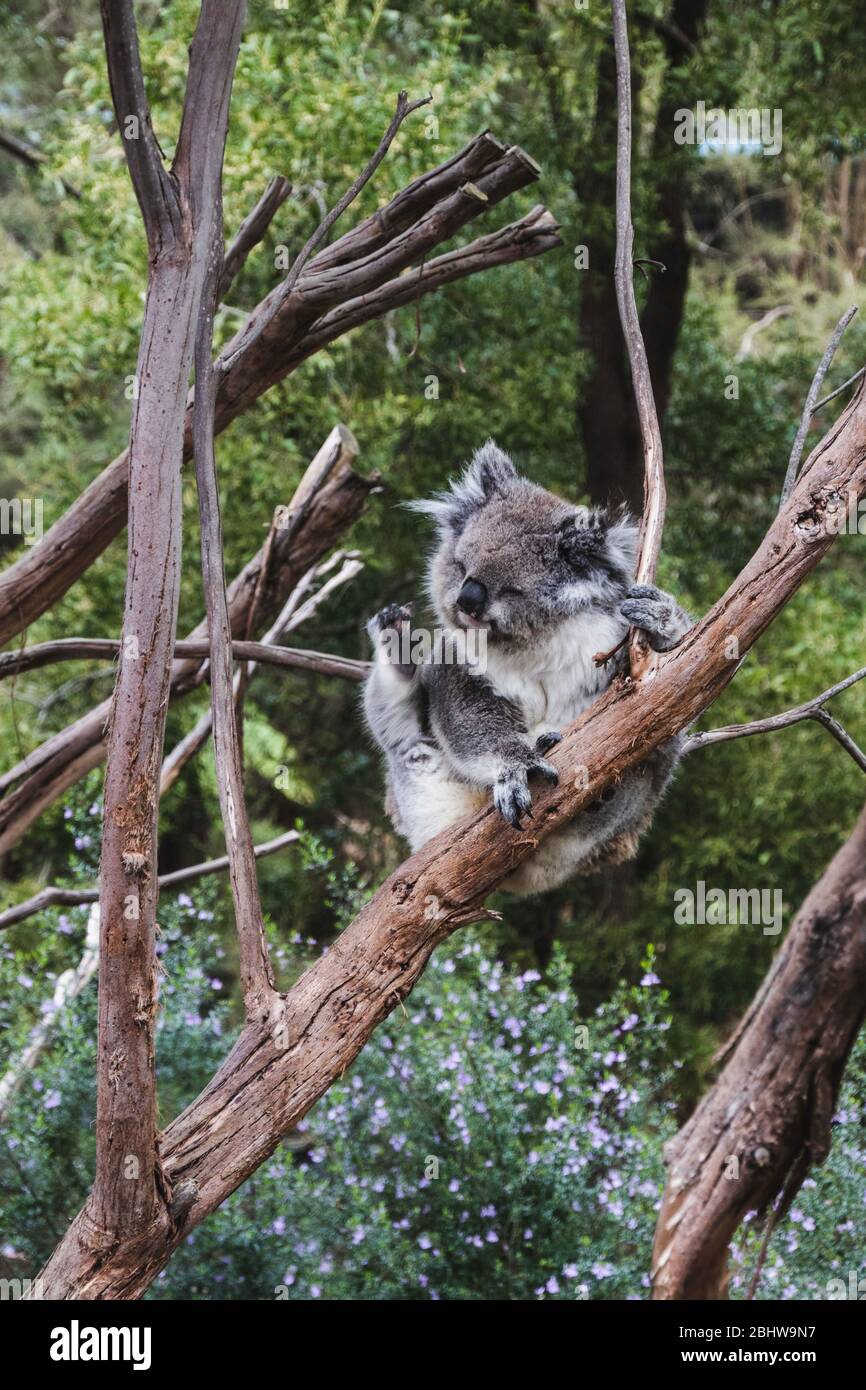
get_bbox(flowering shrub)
[2,799,864,1302]
[153,939,678,1300]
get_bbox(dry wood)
[219,176,293,301]
[192,138,274,1015]
[0,429,374,852]
[92,0,246,1246]
[0,830,300,932]
[651,801,866,1299]
[611,0,667,679]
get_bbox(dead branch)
[192,140,274,1014]
[280,89,430,297]
[0,125,81,199]
[651,801,866,1300]
[685,664,866,774]
[779,305,859,507]
[0,830,299,932]
[160,554,364,794]
[0,636,368,683]
[29,370,866,1299]
[0,903,100,1126]
[611,0,667,677]
[219,176,292,300]
[0,136,560,647]
[0,427,374,853]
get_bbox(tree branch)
[611,0,667,677]
[652,801,866,1299]
[191,137,275,1015]
[0,635,368,684]
[0,830,300,932]
[0,125,82,199]
[160,553,364,794]
[685,664,866,774]
[88,0,246,1246]
[98,0,181,248]
[0,428,374,853]
[779,305,859,507]
[279,89,430,299]
[219,175,292,300]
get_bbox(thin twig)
[611,0,667,677]
[0,636,369,682]
[0,830,299,931]
[684,663,866,774]
[280,89,431,299]
[779,305,859,508]
[813,365,866,415]
[219,175,293,300]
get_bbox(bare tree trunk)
[91,0,245,1253]
[652,801,866,1300]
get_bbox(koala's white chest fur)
[479,609,626,739]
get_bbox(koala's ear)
[556,508,606,568]
[406,439,517,532]
[462,440,518,500]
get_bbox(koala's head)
[409,441,637,646]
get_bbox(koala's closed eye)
[499,586,524,598]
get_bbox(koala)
[363,441,691,895]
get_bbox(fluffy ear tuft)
[604,510,639,580]
[463,440,518,501]
[405,440,518,532]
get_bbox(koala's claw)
[494,768,533,829]
[529,755,559,786]
[367,602,417,676]
[494,754,559,828]
[535,730,563,756]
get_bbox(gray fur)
[364,441,691,894]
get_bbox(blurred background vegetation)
[1,0,865,1296]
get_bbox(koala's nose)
[457,577,488,617]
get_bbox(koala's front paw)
[367,601,414,644]
[493,754,559,829]
[367,602,416,675]
[535,730,563,756]
[619,585,687,653]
